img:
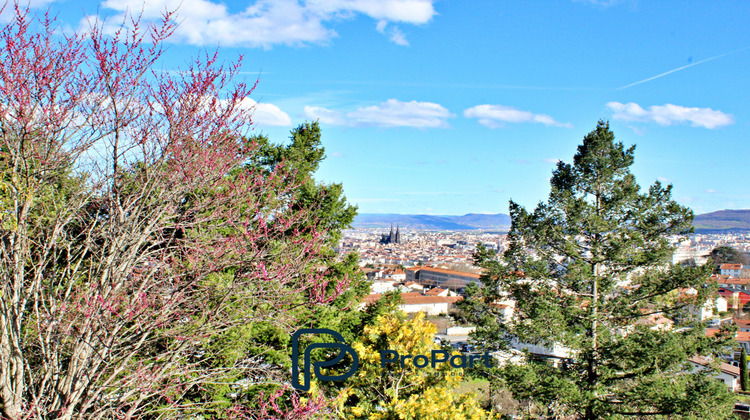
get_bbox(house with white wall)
[689,356,740,392]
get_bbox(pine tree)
[249,121,358,245]
[472,121,735,419]
[742,347,748,391]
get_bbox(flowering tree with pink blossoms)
[0,5,346,419]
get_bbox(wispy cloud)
[394,191,462,196]
[304,106,346,125]
[464,104,571,128]
[376,20,410,46]
[350,197,398,203]
[607,102,734,129]
[617,47,750,90]
[305,99,454,128]
[92,0,436,48]
[573,0,627,7]
[270,78,599,91]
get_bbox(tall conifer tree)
[472,121,735,419]
[741,347,748,391]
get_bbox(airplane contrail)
[617,47,749,90]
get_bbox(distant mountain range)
[352,210,750,233]
[693,210,750,233]
[352,213,511,231]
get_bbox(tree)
[710,245,750,271]
[471,121,735,419]
[249,121,357,246]
[742,347,749,392]
[0,6,345,419]
[186,123,367,418]
[337,311,492,419]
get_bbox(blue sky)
[26,0,750,215]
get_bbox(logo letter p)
[291,328,359,391]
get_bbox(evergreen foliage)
[185,122,367,416]
[710,245,750,268]
[468,121,736,419]
[742,347,748,392]
[249,121,357,245]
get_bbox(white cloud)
[376,19,388,33]
[388,27,409,46]
[238,98,292,127]
[0,0,56,21]
[463,104,571,128]
[309,0,435,22]
[92,0,436,48]
[374,19,409,45]
[606,102,734,129]
[305,99,453,128]
[304,106,345,125]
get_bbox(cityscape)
[1,0,749,419]
[340,228,750,270]
[337,223,750,416]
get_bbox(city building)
[406,266,481,291]
[380,225,401,245]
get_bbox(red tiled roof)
[635,312,673,326]
[720,278,750,286]
[722,364,741,377]
[362,294,383,304]
[689,356,740,377]
[361,293,462,306]
[705,328,750,342]
[721,264,742,270]
[401,295,463,305]
[425,287,448,296]
[705,328,720,337]
[418,267,481,279]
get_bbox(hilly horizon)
[352,210,750,233]
[693,210,750,233]
[352,213,511,230]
